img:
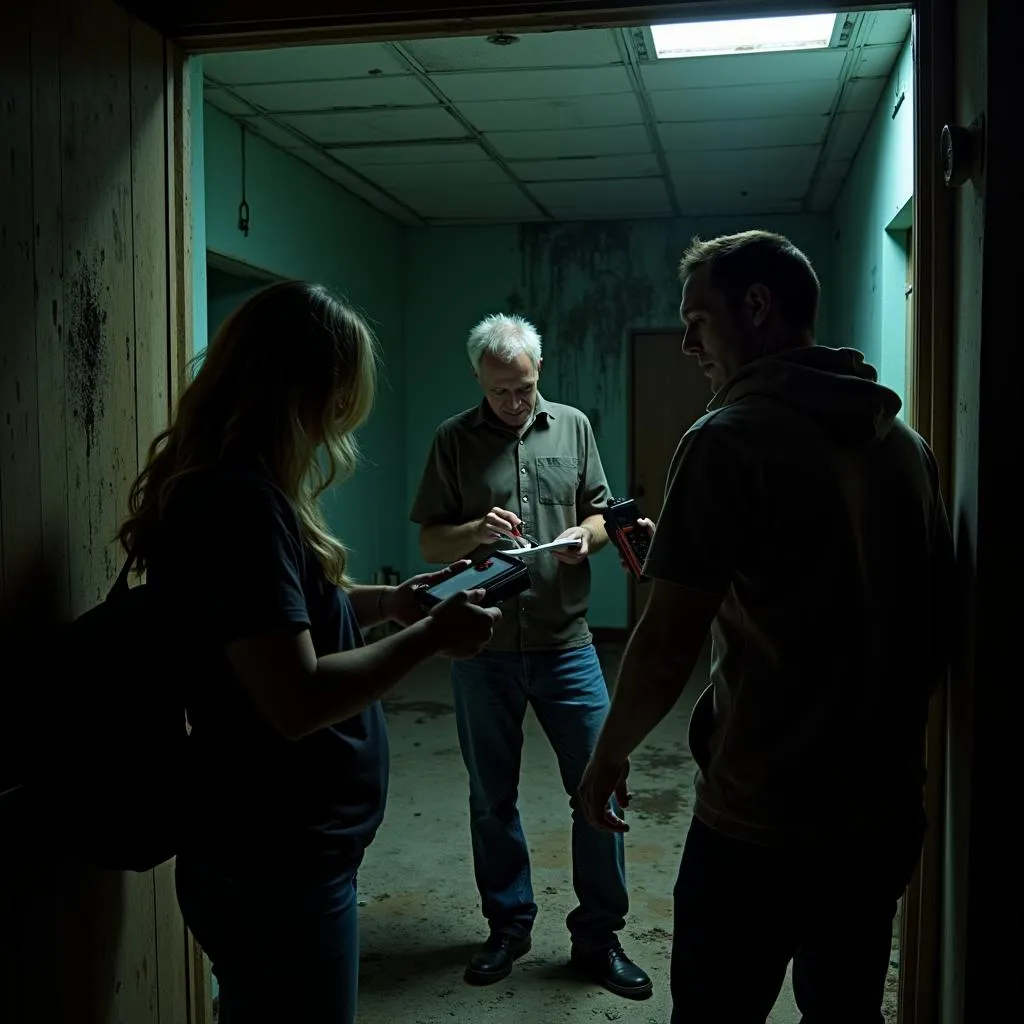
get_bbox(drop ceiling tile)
[238,116,305,149]
[675,191,803,217]
[205,88,256,118]
[296,150,422,224]
[396,29,621,72]
[658,114,829,153]
[824,110,873,162]
[389,182,543,220]
[865,9,913,46]
[203,43,406,85]
[855,43,904,79]
[361,160,512,189]
[334,142,490,166]
[807,175,843,211]
[279,107,466,145]
[542,201,672,221]
[428,214,548,225]
[457,93,642,132]
[817,159,852,182]
[528,177,671,217]
[430,66,632,103]
[651,80,838,122]
[640,47,847,91]
[487,125,651,160]
[511,153,661,181]
[841,77,887,114]
[668,145,819,199]
[230,77,435,112]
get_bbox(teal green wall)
[401,215,833,628]
[832,35,914,408]
[206,265,268,339]
[189,58,208,360]
[200,60,909,630]
[203,103,406,584]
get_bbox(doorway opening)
[627,328,707,626]
[205,251,282,350]
[179,4,932,1023]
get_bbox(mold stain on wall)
[515,221,691,444]
[66,253,108,459]
[519,222,655,438]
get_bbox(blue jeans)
[451,643,628,951]
[176,855,360,1024]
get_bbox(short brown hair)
[679,230,820,332]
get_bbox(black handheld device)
[602,497,651,580]
[417,551,531,609]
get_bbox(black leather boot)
[570,943,653,999]
[464,932,533,985]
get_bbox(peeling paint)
[518,222,659,433]
[66,257,108,457]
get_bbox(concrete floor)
[355,643,900,1024]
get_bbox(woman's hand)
[427,590,501,659]
[381,560,471,627]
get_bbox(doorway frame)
[159,4,956,1023]
[206,248,285,281]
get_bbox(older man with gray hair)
[410,314,651,999]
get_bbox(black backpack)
[12,555,189,872]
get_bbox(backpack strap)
[108,552,137,600]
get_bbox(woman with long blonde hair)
[121,281,498,1024]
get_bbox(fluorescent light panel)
[651,13,838,59]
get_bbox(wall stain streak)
[66,256,109,458]
[518,222,657,438]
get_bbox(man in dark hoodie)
[578,230,953,1023]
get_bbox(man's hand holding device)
[602,498,656,579]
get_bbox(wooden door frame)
[122,1,918,49]
[900,5,954,1024]
[153,3,956,1023]
[164,35,216,1024]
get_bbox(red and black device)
[602,497,652,580]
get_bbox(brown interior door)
[629,330,712,626]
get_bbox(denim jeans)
[451,643,628,951]
[671,816,925,1024]
[176,855,361,1024]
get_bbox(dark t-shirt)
[147,462,389,876]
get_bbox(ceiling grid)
[202,8,912,225]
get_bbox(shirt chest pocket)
[536,456,579,506]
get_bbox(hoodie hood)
[708,346,902,444]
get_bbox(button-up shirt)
[410,395,612,652]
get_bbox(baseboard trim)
[591,627,630,645]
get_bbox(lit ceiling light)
[651,13,838,59]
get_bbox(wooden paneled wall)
[0,1,191,1021]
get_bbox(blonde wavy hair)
[119,280,378,587]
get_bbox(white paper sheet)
[508,537,583,557]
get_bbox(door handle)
[941,115,985,188]
[634,484,646,498]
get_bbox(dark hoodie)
[643,346,952,847]
[709,345,903,444]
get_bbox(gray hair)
[467,313,542,373]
